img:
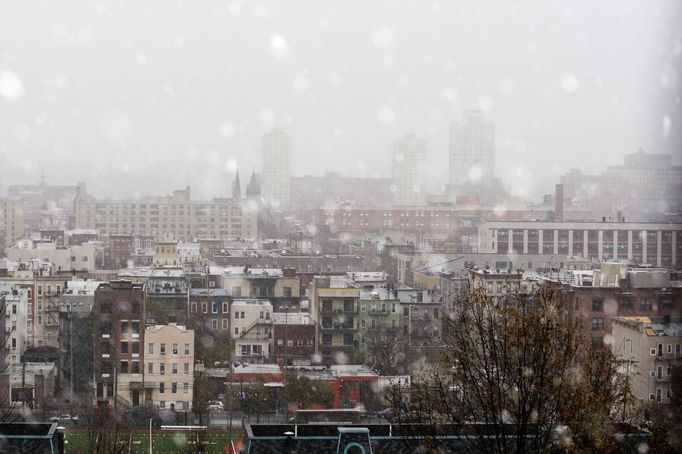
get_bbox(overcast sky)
[0,0,680,200]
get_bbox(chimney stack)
[554,184,564,221]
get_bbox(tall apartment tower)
[93,281,145,407]
[449,110,495,185]
[261,128,291,209]
[392,134,427,206]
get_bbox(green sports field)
[64,429,245,454]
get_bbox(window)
[222,302,229,313]
[434,308,439,319]
[184,363,190,374]
[234,311,240,319]
[11,338,16,349]
[344,299,354,312]
[283,286,292,297]
[618,299,632,310]
[650,348,657,356]
[184,343,190,355]
[211,319,218,330]
[172,343,178,354]
[297,339,303,346]
[160,401,165,408]
[287,339,294,347]
[132,342,139,354]
[234,327,239,335]
[184,383,189,393]
[160,363,165,375]
[191,301,197,312]
[307,339,313,346]
[277,339,284,346]
[667,344,673,354]
[241,345,251,356]
[240,311,245,319]
[172,363,178,375]
[120,341,129,353]
[591,299,603,312]
[591,318,604,331]
[201,302,207,313]
[120,361,128,373]
[132,361,140,373]
[212,302,218,314]
[159,383,165,394]
[640,299,652,311]
[160,343,166,355]
[222,319,228,330]
[148,363,153,374]
[148,343,154,354]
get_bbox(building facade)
[261,128,291,209]
[478,221,682,267]
[75,186,257,241]
[93,281,145,407]
[611,316,681,404]
[232,299,273,360]
[144,324,194,411]
[449,110,494,186]
[392,134,426,206]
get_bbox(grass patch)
[65,429,244,454]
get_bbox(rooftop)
[614,317,682,337]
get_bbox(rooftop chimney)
[554,184,564,221]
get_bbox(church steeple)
[246,170,260,198]
[232,170,241,200]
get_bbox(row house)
[144,324,194,411]
[611,316,681,404]
[189,288,231,334]
[272,312,316,366]
[396,289,443,347]
[93,281,145,407]
[232,299,273,360]
[220,267,301,312]
[0,289,28,366]
[566,263,682,348]
[310,277,360,364]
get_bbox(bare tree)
[388,278,633,453]
[70,407,132,454]
[365,328,406,375]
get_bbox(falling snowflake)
[0,70,24,102]
[270,34,289,58]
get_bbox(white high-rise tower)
[449,110,494,185]
[392,134,427,206]
[261,128,291,209]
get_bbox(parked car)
[376,408,394,421]
[50,414,79,424]
[207,401,224,411]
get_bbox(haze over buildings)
[0,1,680,200]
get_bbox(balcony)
[321,323,355,332]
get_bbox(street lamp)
[280,305,291,421]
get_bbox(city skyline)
[1,0,680,200]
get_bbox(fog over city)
[1,0,680,199]
[2,3,682,453]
